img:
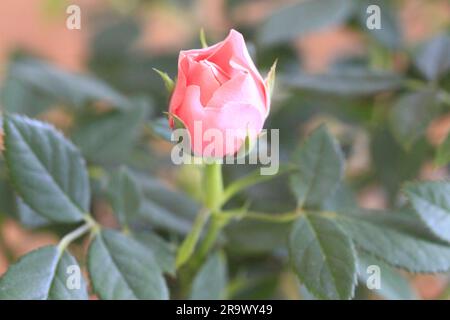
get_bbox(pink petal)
[174,85,264,157]
[207,72,266,117]
[185,58,227,106]
[206,30,269,114]
[169,54,189,118]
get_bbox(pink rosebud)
[169,29,270,158]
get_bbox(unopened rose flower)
[169,29,271,157]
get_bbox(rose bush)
[169,30,270,157]
[1,0,450,302]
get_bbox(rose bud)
[168,29,272,158]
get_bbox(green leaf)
[165,111,188,131]
[284,69,403,95]
[320,183,357,211]
[259,0,354,46]
[136,176,199,235]
[435,133,450,166]
[299,285,318,300]
[1,77,53,116]
[389,89,440,149]
[3,114,90,223]
[0,173,17,217]
[338,208,442,242]
[88,229,168,299]
[72,101,148,163]
[226,219,291,254]
[107,166,142,226]
[9,59,131,110]
[357,0,402,49]
[265,59,277,98]
[0,246,88,300]
[288,214,357,300]
[90,18,140,60]
[357,251,416,300]
[290,125,344,208]
[371,127,430,200]
[199,28,208,49]
[335,214,450,272]
[16,197,50,228]
[134,232,176,276]
[190,252,227,300]
[415,34,450,82]
[404,181,450,243]
[152,68,175,93]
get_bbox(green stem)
[57,222,92,255]
[242,210,305,223]
[176,162,224,269]
[195,213,224,262]
[83,213,98,229]
[220,165,295,206]
[203,162,223,211]
[187,162,225,267]
[175,208,210,269]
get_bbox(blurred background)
[1,0,450,299]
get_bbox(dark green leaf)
[90,18,140,61]
[290,125,344,208]
[0,246,88,300]
[284,69,403,95]
[3,114,90,223]
[404,181,450,243]
[190,252,227,300]
[0,77,52,116]
[289,214,357,300]
[415,34,450,82]
[299,285,318,300]
[370,127,430,200]
[259,0,354,46]
[152,68,174,93]
[389,89,440,149]
[320,183,357,211]
[0,174,16,217]
[337,208,443,242]
[88,229,168,299]
[357,251,416,300]
[225,219,291,254]
[16,197,50,228]
[107,166,141,226]
[72,101,148,163]
[9,59,131,109]
[136,176,199,235]
[134,232,176,276]
[335,214,450,272]
[357,0,402,49]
